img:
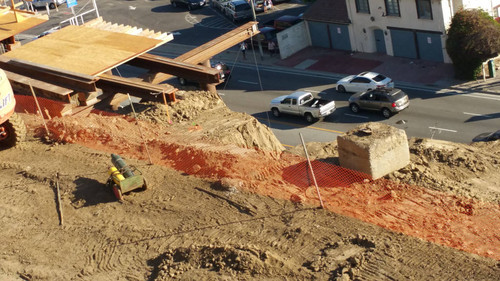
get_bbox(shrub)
[446,9,500,80]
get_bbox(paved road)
[215,62,500,145]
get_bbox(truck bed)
[303,98,332,108]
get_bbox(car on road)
[269,91,336,123]
[348,88,409,118]
[29,0,66,9]
[170,0,206,10]
[224,0,253,22]
[336,71,394,93]
[178,61,231,86]
[472,130,500,142]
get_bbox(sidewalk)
[164,43,500,94]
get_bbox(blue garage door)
[308,21,330,48]
[390,29,417,59]
[416,32,443,62]
[328,24,351,51]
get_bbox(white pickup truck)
[269,91,336,123]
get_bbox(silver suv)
[348,88,409,118]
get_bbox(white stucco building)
[302,0,497,63]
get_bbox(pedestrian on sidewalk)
[240,42,248,60]
[268,41,276,57]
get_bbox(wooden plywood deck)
[0,7,48,41]
[3,24,169,76]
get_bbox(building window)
[416,0,433,19]
[385,0,400,16]
[355,0,370,14]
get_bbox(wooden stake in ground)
[300,133,324,208]
[55,173,63,226]
[127,94,153,165]
[162,91,172,124]
[29,83,50,138]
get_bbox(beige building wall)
[346,0,494,63]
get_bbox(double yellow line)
[255,117,344,148]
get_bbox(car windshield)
[235,4,250,11]
[372,74,387,82]
[390,90,406,100]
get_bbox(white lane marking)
[303,89,327,94]
[238,80,258,85]
[186,14,200,25]
[217,93,225,96]
[432,90,500,101]
[344,113,368,119]
[463,112,493,118]
[429,126,457,133]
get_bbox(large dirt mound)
[3,90,500,280]
[387,138,500,203]
[131,90,285,153]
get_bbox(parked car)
[348,88,409,118]
[248,0,265,13]
[246,26,277,50]
[170,0,206,10]
[211,0,231,11]
[336,72,394,93]
[260,14,302,31]
[269,91,336,123]
[224,0,253,22]
[29,0,66,9]
[178,61,231,86]
[472,130,500,142]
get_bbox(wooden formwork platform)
[0,7,48,41]
[3,22,173,76]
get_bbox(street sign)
[67,0,77,8]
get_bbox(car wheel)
[178,77,187,86]
[382,108,392,118]
[337,85,346,93]
[305,113,315,123]
[350,103,360,113]
[271,108,280,117]
[49,3,56,9]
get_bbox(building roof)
[302,0,350,25]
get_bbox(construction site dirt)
[1,90,499,280]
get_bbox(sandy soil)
[1,90,499,280]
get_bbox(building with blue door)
[302,0,352,51]
[301,0,496,63]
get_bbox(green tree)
[446,9,500,80]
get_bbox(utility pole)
[248,0,264,60]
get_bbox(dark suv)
[170,0,206,10]
[177,61,231,86]
[348,88,409,118]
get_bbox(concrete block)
[337,122,410,179]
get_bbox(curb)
[155,43,500,95]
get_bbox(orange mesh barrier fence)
[13,94,500,261]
